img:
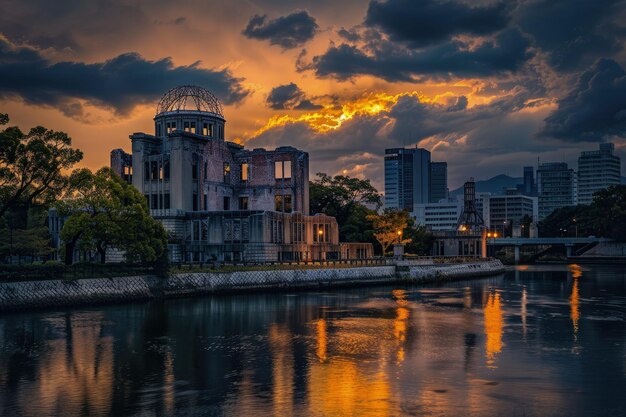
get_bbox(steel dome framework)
[156,85,224,117]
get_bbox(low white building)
[412,200,463,231]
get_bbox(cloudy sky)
[1,0,626,190]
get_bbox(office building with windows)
[487,194,538,231]
[384,147,431,210]
[429,161,448,203]
[384,147,449,208]
[106,86,371,262]
[577,143,621,205]
[537,162,577,220]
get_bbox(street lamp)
[318,228,324,262]
[397,229,402,243]
[572,218,578,238]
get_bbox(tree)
[0,114,83,218]
[404,221,435,255]
[538,185,626,241]
[0,207,54,263]
[310,173,382,241]
[58,167,168,266]
[367,209,412,255]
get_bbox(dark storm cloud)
[543,58,626,141]
[516,0,625,71]
[266,83,322,110]
[242,10,319,49]
[447,96,468,112]
[305,28,532,82]
[365,0,511,47]
[0,36,251,116]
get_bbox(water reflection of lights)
[569,264,582,339]
[316,319,328,362]
[392,290,410,364]
[484,291,504,368]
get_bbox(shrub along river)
[0,264,625,417]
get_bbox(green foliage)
[404,221,435,255]
[539,185,626,241]
[0,113,83,218]
[0,206,54,261]
[310,172,382,242]
[58,167,168,266]
[366,209,411,254]
[0,261,64,281]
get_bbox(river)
[1,264,625,416]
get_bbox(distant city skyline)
[1,0,626,191]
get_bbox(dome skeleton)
[156,85,224,118]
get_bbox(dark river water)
[1,264,626,417]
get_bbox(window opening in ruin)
[274,160,292,179]
[223,162,231,183]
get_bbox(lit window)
[163,160,170,180]
[275,195,283,212]
[274,160,292,179]
[184,121,190,132]
[284,160,292,179]
[223,162,231,183]
[191,122,196,134]
[275,161,283,179]
[241,163,249,181]
[239,196,249,210]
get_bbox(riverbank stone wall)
[0,260,504,311]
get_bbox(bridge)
[487,237,612,263]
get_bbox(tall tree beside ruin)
[0,113,83,218]
[58,168,168,268]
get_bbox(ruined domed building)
[111,86,372,263]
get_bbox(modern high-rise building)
[516,166,537,196]
[537,162,577,220]
[384,147,431,210]
[429,161,448,203]
[577,143,621,205]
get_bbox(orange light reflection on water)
[569,264,582,339]
[484,291,504,368]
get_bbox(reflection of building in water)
[13,312,114,416]
[569,264,582,339]
[522,286,528,339]
[269,324,294,417]
[484,291,504,368]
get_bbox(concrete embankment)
[0,260,504,311]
